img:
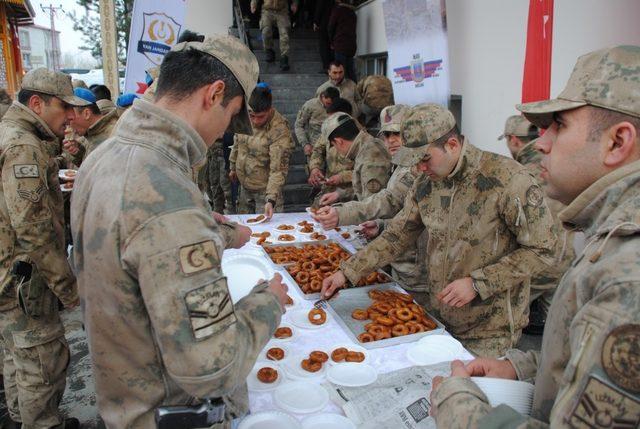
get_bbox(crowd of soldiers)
[0,27,638,429]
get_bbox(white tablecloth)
[225,213,474,423]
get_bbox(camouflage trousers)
[462,333,521,359]
[209,156,234,214]
[260,9,290,56]
[0,295,69,428]
[237,187,283,214]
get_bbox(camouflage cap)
[517,45,640,128]
[321,112,355,141]
[379,104,409,134]
[21,68,91,106]
[393,103,456,167]
[498,115,538,140]
[171,34,259,135]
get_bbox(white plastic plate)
[289,309,330,330]
[239,411,302,429]
[407,335,464,366]
[274,381,329,414]
[260,343,291,363]
[271,324,295,342]
[60,182,74,193]
[243,215,268,225]
[58,169,77,181]
[326,363,377,387]
[302,414,356,429]
[327,343,369,366]
[283,354,327,380]
[222,254,274,304]
[247,361,283,392]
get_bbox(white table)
[225,213,474,423]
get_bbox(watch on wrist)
[471,278,479,294]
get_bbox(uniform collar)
[87,109,118,137]
[446,138,482,181]
[2,101,58,141]
[346,130,368,161]
[115,99,207,171]
[560,159,640,237]
[515,140,541,165]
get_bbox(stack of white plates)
[406,335,464,366]
[239,411,301,429]
[470,377,535,415]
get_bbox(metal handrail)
[233,0,250,47]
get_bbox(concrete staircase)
[247,27,327,212]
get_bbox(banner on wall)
[124,0,187,94]
[382,0,450,107]
[522,0,554,103]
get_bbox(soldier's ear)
[206,80,226,109]
[603,121,639,167]
[28,94,43,115]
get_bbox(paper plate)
[289,309,330,330]
[283,354,327,380]
[58,169,78,181]
[222,254,274,304]
[239,411,302,429]
[60,182,74,193]
[407,335,464,366]
[327,344,370,366]
[470,377,534,415]
[247,362,283,392]
[326,363,377,387]
[243,215,268,225]
[271,324,295,342]
[274,381,329,414]
[276,232,299,243]
[261,343,291,363]
[302,414,356,429]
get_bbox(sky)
[32,0,98,66]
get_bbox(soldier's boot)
[280,55,290,71]
[52,417,79,429]
[265,49,276,63]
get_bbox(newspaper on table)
[324,362,456,429]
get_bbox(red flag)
[522,0,554,103]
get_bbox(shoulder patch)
[525,185,544,208]
[17,184,45,203]
[365,179,382,193]
[569,375,640,428]
[184,276,236,340]
[13,164,39,178]
[179,240,219,275]
[602,324,640,393]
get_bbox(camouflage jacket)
[432,159,640,428]
[309,135,353,186]
[337,165,427,287]
[336,130,391,201]
[341,141,557,354]
[515,141,576,290]
[73,109,120,165]
[230,109,294,202]
[355,75,394,111]
[70,99,283,428]
[294,96,327,148]
[96,99,117,116]
[0,102,77,310]
[316,78,357,114]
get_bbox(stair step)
[286,164,308,184]
[248,28,318,39]
[283,183,313,205]
[255,49,321,62]
[283,203,311,213]
[274,102,315,115]
[259,61,324,74]
[260,73,327,87]
[251,38,320,50]
[271,87,317,100]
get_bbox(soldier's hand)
[430,360,471,417]
[437,277,477,307]
[311,206,338,229]
[303,144,313,156]
[266,273,289,309]
[358,220,380,239]
[63,138,80,156]
[324,174,342,186]
[308,168,325,187]
[229,170,238,183]
[319,191,339,206]
[232,224,252,249]
[212,211,229,224]
[465,358,517,380]
[264,201,274,220]
[430,375,444,417]
[321,270,346,298]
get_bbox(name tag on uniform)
[13,164,39,178]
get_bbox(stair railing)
[233,0,251,47]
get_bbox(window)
[357,53,387,80]
[18,31,30,50]
[22,53,31,70]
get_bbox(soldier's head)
[394,103,462,180]
[320,86,340,109]
[69,87,104,136]
[72,79,88,90]
[248,83,274,128]
[155,35,259,144]
[90,84,112,101]
[322,113,360,155]
[379,104,409,156]
[518,45,640,205]
[498,115,538,158]
[326,97,353,116]
[328,61,346,85]
[17,68,91,138]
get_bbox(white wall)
[185,0,234,38]
[357,0,640,156]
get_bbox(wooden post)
[99,0,120,99]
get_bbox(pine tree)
[67,0,134,64]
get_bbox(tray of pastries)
[326,283,444,349]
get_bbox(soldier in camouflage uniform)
[63,87,119,165]
[500,115,576,334]
[294,86,339,161]
[314,105,428,288]
[0,68,86,429]
[322,104,558,357]
[203,139,234,214]
[355,74,394,134]
[70,36,288,428]
[230,84,294,217]
[431,45,640,429]
[316,61,358,115]
[251,0,298,70]
[318,113,391,205]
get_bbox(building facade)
[0,0,34,95]
[19,24,60,71]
